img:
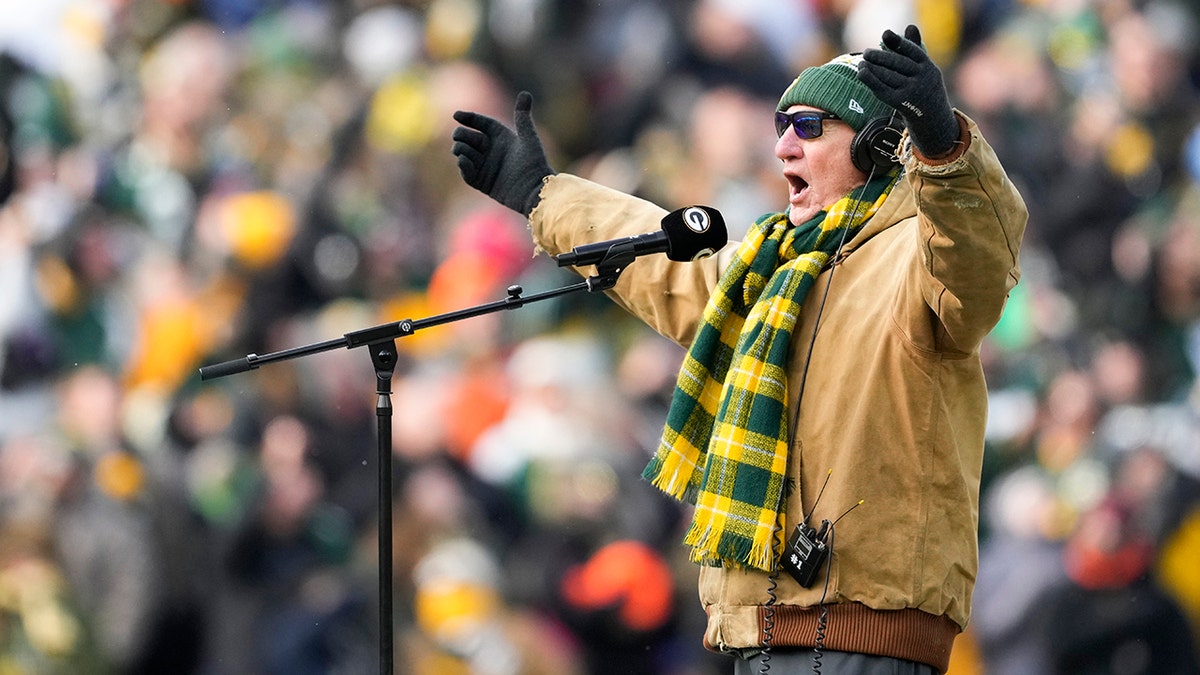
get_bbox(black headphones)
[849,116,904,174]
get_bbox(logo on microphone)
[683,207,711,233]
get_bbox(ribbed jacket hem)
[758,603,959,673]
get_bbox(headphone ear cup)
[850,117,904,173]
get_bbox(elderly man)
[451,25,1026,675]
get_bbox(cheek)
[822,154,867,199]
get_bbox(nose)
[775,128,802,161]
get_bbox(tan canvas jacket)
[528,114,1027,672]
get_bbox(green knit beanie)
[777,53,894,132]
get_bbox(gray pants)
[733,649,938,675]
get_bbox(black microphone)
[554,205,727,267]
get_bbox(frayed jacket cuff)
[900,111,972,174]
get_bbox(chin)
[789,205,817,226]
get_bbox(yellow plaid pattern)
[643,170,899,571]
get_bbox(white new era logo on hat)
[849,99,865,114]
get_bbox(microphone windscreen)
[660,206,727,261]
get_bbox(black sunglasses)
[774,110,840,139]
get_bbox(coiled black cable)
[812,603,829,674]
[759,565,779,675]
[811,525,835,674]
[758,478,792,675]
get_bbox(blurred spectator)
[1044,493,1199,674]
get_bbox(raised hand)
[451,91,554,216]
[858,25,960,158]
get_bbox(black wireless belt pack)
[781,521,829,588]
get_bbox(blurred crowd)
[0,0,1199,673]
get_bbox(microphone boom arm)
[198,276,621,379]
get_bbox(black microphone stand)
[198,254,634,674]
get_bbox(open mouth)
[786,173,810,203]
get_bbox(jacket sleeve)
[904,113,1027,353]
[528,174,733,346]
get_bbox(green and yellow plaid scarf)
[642,171,899,571]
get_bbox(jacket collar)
[838,174,915,258]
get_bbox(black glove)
[858,25,960,158]
[451,91,554,216]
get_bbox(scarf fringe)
[641,447,700,504]
[682,520,779,572]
